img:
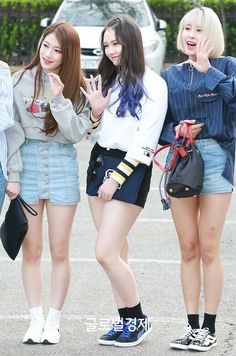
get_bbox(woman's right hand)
[174,120,204,138]
[97,177,120,201]
[5,182,20,200]
[80,74,112,118]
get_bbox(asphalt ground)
[0,139,235,356]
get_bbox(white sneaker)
[23,318,45,344]
[41,318,60,344]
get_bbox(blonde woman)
[160,7,236,352]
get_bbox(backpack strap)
[153,143,172,172]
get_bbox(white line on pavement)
[0,257,235,266]
[68,214,236,225]
[0,257,180,263]
[72,217,236,224]
[2,216,236,224]
[137,218,236,224]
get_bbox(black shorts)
[86,143,152,208]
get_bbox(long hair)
[16,22,86,135]
[98,16,146,119]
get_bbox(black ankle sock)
[187,314,200,329]
[202,313,216,334]
[118,307,128,320]
[126,302,145,320]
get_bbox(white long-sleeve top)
[0,63,14,179]
[92,67,168,165]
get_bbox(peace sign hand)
[80,74,112,118]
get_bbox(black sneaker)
[170,324,199,350]
[98,321,124,345]
[188,327,217,351]
[114,316,152,347]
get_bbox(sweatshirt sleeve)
[127,73,168,165]
[6,103,25,182]
[0,65,14,132]
[50,95,92,143]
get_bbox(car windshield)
[55,0,150,27]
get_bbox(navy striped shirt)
[160,56,236,185]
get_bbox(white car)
[41,0,167,74]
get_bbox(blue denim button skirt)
[166,138,233,195]
[20,139,80,205]
[0,163,6,214]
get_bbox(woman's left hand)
[176,120,204,138]
[97,178,119,201]
[81,74,112,118]
[48,72,64,97]
[188,36,214,73]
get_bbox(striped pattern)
[110,155,140,186]
[110,170,126,186]
[87,111,103,136]
[160,57,236,185]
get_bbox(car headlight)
[143,40,159,55]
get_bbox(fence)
[0,3,56,65]
[0,2,235,65]
[154,6,236,63]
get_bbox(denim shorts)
[166,138,233,195]
[20,139,80,205]
[0,163,6,214]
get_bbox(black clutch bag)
[86,155,146,204]
[0,195,38,260]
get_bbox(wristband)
[90,111,103,123]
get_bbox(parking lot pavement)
[0,139,235,356]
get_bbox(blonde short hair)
[177,7,225,57]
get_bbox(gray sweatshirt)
[6,68,91,182]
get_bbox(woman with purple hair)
[81,15,167,348]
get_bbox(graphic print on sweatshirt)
[24,96,50,118]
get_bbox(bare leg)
[170,197,201,314]
[89,196,129,308]
[21,200,45,343]
[199,193,232,314]
[22,200,44,308]
[89,197,141,307]
[46,201,77,310]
